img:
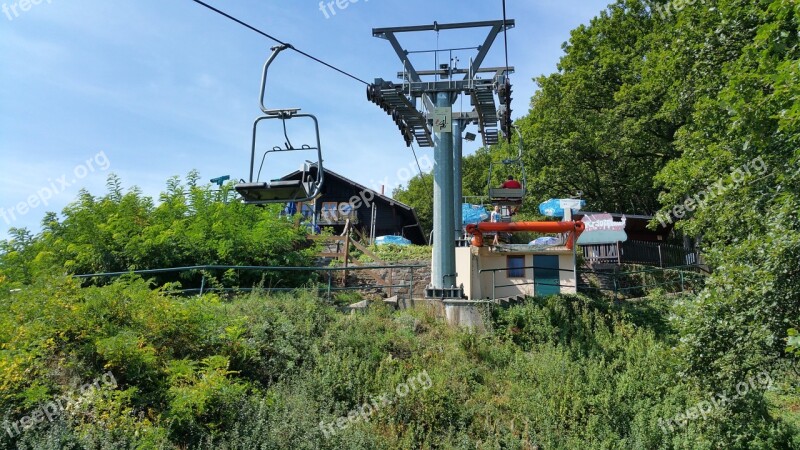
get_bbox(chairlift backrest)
[487,126,526,206]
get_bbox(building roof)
[282,165,416,212]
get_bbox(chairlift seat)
[235,179,314,204]
[489,188,525,206]
[236,45,324,206]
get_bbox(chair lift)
[235,44,324,205]
[487,126,526,207]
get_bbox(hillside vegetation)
[2,0,800,448]
[0,171,316,292]
[1,276,797,449]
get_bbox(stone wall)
[345,260,431,302]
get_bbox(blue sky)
[0,0,610,239]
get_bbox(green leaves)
[786,328,800,356]
[0,172,315,289]
[515,0,679,215]
[651,0,800,390]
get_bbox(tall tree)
[654,0,800,388]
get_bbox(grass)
[354,244,432,263]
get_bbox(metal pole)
[388,267,393,297]
[492,271,496,300]
[327,271,332,302]
[409,266,414,306]
[370,204,376,245]
[565,208,577,293]
[453,119,465,240]
[432,92,456,289]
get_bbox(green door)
[533,255,560,297]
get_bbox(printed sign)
[432,107,452,133]
[559,199,584,211]
[577,213,628,245]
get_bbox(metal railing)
[478,265,578,300]
[582,241,698,267]
[74,263,427,304]
[578,264,706,297]
[620,240,697,267]
[476,263,707,300]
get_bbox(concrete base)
[443,299,488,329]
[345,296,520,330]
[345,295,400,313]
[424,286,466,300]
[411,298,490,330]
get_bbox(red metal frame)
[465,221,586,250]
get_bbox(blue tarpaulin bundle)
[539,198,586,217]
[283,202,297,216]
[462,203,489,224]
[375,236,412,246]
[529,237,562,246]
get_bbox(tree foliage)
[653,0,800,388]
[0,172,316,291]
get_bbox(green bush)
[0,172,318,290]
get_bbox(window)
[300,203,314,220]
[321,202,338,223]
[506,255,526,278]
[338,202,355,221]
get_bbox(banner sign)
[577,213,628,245]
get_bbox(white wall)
[559,253,577,294]
[455,247,577,299]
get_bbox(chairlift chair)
[487,126,526,206]
[235,44,324,205]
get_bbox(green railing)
[74,264,427,304]
[578,264,707,297]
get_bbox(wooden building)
[281,166,426,245]
[572,212,697,267]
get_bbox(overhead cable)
[190,0,370,85]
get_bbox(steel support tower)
[369,20,514,299]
